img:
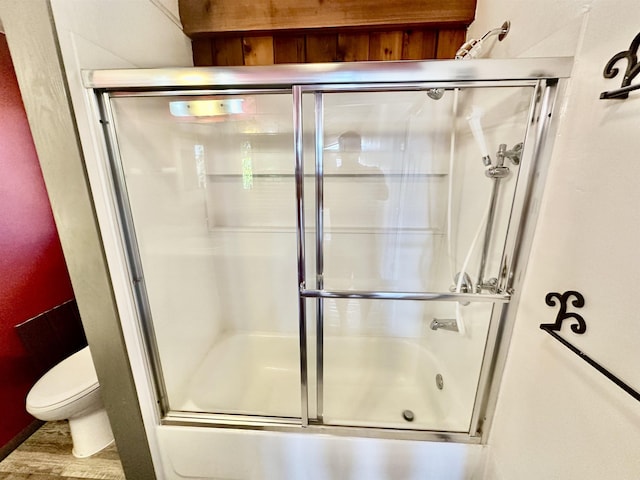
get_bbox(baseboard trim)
[0,420,44,461]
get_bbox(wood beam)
[180,0,476,37]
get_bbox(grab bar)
[300,289,510,303]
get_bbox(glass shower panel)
[321,299,493,431]
[109,93,301,418]
[320,90,449,293]
[320,87,534,293]
[316,86,535,430]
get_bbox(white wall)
[469,1,640,479]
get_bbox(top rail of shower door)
[300,289,510,303]
[83,57,572,90]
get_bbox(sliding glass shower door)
[300,86,534,431]
[108,92,303,419]
[91,58,567,439]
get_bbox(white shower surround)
[79,60,567,479]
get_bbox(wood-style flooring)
[0,422,125,480]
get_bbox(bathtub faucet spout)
[430,318,459,332]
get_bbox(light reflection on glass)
[194,144,206,189]
[241,141,253,190]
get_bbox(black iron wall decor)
[600,32,640,99]
[541,290,640,402]
[541,291,586,333]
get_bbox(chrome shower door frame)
[85,58,571,444]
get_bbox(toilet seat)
[25,345,114,457]
[26,347,99,413]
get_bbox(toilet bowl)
[26,346,114,458]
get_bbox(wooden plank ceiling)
[180,0,475,66]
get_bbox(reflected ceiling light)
[170,99,245,117]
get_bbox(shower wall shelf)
[540,290,640,402]
[600,31,640,99]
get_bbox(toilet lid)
[27,346,100,409]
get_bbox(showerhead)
[455,39,483,60]
[430,20,510,102]
[455,21,510,60]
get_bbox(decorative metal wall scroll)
[540,290,640,402]
[600,32,640,99]
[540,291,586,333]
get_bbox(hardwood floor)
[0,422,125,480]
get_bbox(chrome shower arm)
[455,21,511,60]
[480,24,511,42]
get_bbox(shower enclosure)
[85,59,569,444]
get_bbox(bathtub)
[174,332,469,433]
[157,332,484,479]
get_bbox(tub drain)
[436,374,444,390]
[402,410,415,422]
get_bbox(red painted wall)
[0,33,74,448]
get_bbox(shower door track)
[162,411,481,444]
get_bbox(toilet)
[26,346,114,458]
